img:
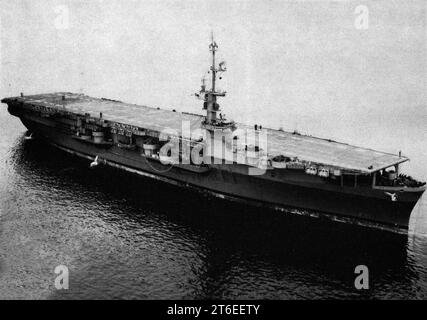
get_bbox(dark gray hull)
[18,113,420,233]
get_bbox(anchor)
[384,192,398,202]
[24,132,34,140]
[90,155,100,168]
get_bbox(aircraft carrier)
[2,37,425,233]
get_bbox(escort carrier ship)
[2,37,425,233]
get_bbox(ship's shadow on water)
[8,136,420,299]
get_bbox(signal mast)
[196,34,234,130]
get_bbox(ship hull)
[18,114,421,233]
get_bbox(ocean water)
[1,0,426,300]
[0,106,426,300]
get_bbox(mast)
[210,32,217,93]
[196,34,230,128]
[206,33,219,124]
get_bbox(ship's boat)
[271,155,288,169]
[1,36,425,233]
[305,166,318,175]
[318,168,330,178]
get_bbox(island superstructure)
[2,37,425,233]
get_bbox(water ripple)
[0,111,426,299]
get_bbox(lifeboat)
[271,155,288,169]
[305,165,318,175]
[73,130,113,147]
[318,168,330,178]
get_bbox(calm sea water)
[0,106,426,300]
